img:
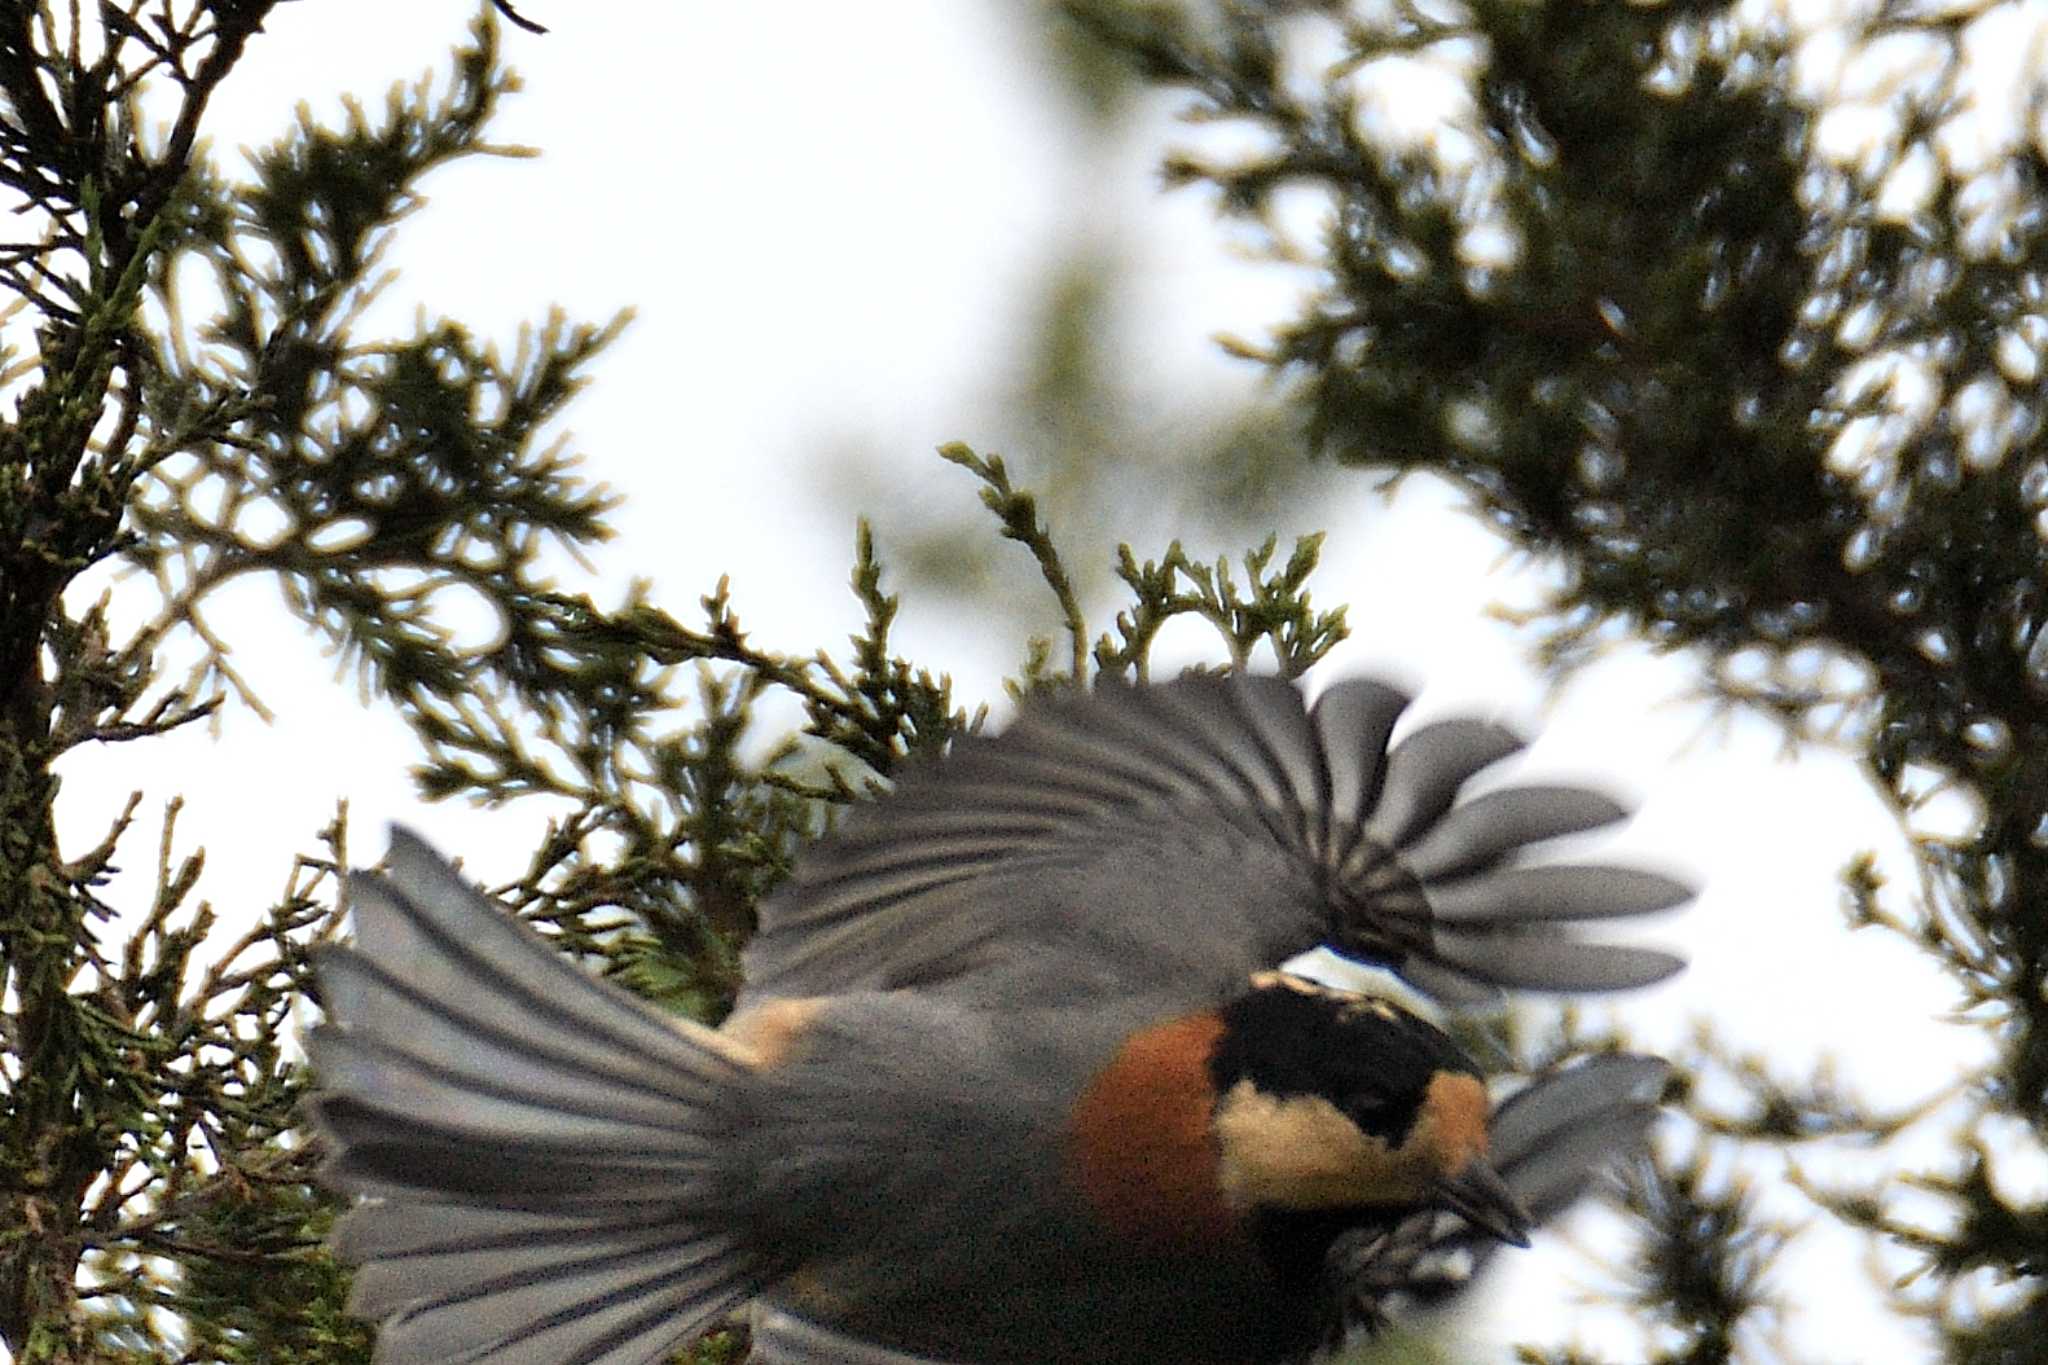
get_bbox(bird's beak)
[1432,1158,1533,1247]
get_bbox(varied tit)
[308,674,1689,1364]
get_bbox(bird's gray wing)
[742,673,1690,1010]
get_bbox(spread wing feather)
[1486,1055,1671,1218]
[1309,678,1407,866]
[1400,787,1628,882]
[1426,865,1695,923]
[1361,718,1526,850]
[744,674,1689,1009]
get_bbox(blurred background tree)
[0,0,2042,1362]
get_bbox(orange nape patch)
[717,997,827,1069]
[1417,1072,1490,1173]
[1065,1013,1240,1246]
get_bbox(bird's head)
[1206,973,1530,1247]
[1065,972,1529,1260]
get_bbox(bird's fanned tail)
[307,830,761,1365]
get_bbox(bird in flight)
[308,672,1689,1364]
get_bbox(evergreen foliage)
[0,0,2041,1362]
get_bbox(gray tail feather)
[307,827,760,1365]
[748,1306,950,1364]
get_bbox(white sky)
[29,3,2018,1361]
